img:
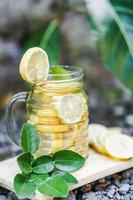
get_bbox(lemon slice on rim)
[54,94,85,124]
[19,47,49,84]
[105,134,133,160]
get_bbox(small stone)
[95,191,105,200]
[81,192,99,200]
[98,178,106,183]
[55,191,76,200]
[101,197,109,200]
[0,195,6,200]
[66,192,76,200]
[114,180,121,187]
[107,190,115,198]
[123,171,131,178]
[129,178,133,185]
[102,191,107,195]
[114,193,121,200]
[124,194,130,200]
[7,192,19,200]
[129,190,133,196]
[130,185,133,191]
[122,178,130,184]
[81,184,92,193]
[95,183,107,190]
[119,184,130,195]
[125,115,133,126]
[129,195,133,200]
[108,185,118,192]
[112,174,122,180]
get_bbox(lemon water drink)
[26,74,89,158]
[7,47,89,158]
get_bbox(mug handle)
[5,92,28,146]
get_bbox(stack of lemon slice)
[88,124,133,160]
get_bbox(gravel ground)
[0,127,133,200]
[0,168,133,200]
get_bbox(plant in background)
[85,0,133,91]
[23,19,61,65]
[23,1,133,92]
[14,123,85,199]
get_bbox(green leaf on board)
[52,171,78,185]
[17,152,34,175]
[14,174,36,199]
[53,150,85,172]
[29,173,49,186]
[38,176,68,197]
[32,155,54,174]
[20,123,40,154]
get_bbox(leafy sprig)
[14,123,85,199]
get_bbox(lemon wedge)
[19,47,49,84]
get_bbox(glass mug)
[5,66,89,158]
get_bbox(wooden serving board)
[0,149,133,200]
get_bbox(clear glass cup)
[5,66,89,158]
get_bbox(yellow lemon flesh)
[19,47,49,84]
[54,94,85,124]
[105,134,133,160]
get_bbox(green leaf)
[50,66,72,80]
[53,150,85,172]
[23,26,48,53]
[20,123,40,154]
[23,19,61,65]
[29,173,49,186]
[13,174,36,199]
[107,0,133,58]
[52,171,78,185]
[17,152,34,175]
[39,19,61,65]
[86,0,133,91]
[32,155,54,174]
[101,0,133,91]
[98,20,133,91]
[38,176,68,197]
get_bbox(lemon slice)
[88,124,108,154]
[36,124,71,133]
[54,94,85,124]
[108,127,122,134]
[31,108,57,118]
[105,134,133,160]
[28,114,60,125]
[19,47,49,84]
[88,124,107,144]
[38,125,78,154]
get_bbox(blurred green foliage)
[23,20,61,65]
[87,0,133,91]
[23,0,133,92]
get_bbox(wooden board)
[0,149,133,200]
